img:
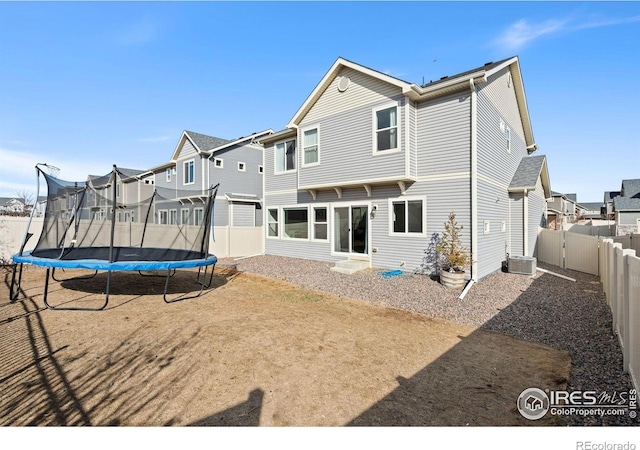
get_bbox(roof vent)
[337,76,351,92]
[484,61,493,66]
[440,76,448,80]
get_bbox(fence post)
[612,243,623,331]
[621,249,636,373]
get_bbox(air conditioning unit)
[508,255,537,276]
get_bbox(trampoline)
[10,164,220,310]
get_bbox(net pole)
[108,165,117,263]
[18,165,43,256]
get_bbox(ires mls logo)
[517,388,550,420]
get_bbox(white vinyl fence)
[536,229,600,275]
[0,216,263,261]
[600,239,640,391]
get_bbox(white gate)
[537,229,563,267]
[536,229,600,275]
[565,232,599,275]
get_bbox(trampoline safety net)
[28,165,218,263]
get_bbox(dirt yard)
[0,266,570,426]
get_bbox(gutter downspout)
[523,188,529,255]
[469,79,478,282]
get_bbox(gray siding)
[529,177,547,257]
[476,67,528,185]
[264,179,471,274]
[213,199,229,227]
[509,193,524,256]
[304,67,403,124]
[619,211,640,225]
[477,179,510,279]
[231,202,255,227]
[208,143,264,198]
[298,95,407,189]
[264,140,297,193]
[416,92,470,178]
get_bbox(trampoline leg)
[51,267,98,282]
[43,268,110,311]
[9,263,24,301]
[163,265,215,304]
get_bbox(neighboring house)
[577,202,604,221]
[613,179,640,235]
[259,56,550,281]
[0,197,26,215]
[150,129,272,228]
[603,191,621,220]
[546,191,579,229]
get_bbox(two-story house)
[613,179,640,235]
[142,129,272,256]
[259,56,550,281]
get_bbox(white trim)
[483,220,490,235]
[237,161,246,172]
[387,195,427,237]
[274,137,297,175]
[470,79,479,282]
[301,124,321,167]
[264,188,299,196]
[194,207,204,226]
[372,101,401,155]
[158,209,168,225]
[330,201,372,259]
[311,204,329,242]
[298,175,416,191]
[181,208,190,226]
[281,205,310,241]
[183,158,195,185]
[266,207,279,239]
[213,158,224,169]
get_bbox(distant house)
[150,129,272,228]
[0,197,26,215]
[603,191,621,220]
[613,179,640,235]
[577,202,604,220]
[259,56,550,280]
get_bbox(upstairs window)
[302,127,319,166]
[375,105,398,152]
[214,158,223,168]
[184,159,195,185]
[166,168,171,182]
[506,127,511,153]
[275,139,296,173]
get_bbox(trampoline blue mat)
[13,247,217,272]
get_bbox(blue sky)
[1,1,639,204]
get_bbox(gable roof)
[170,131,232,161]
[604,191,621,202]
[613,179,640,211]
[579,202,604,211]
[508,155,551,198]
[621,179,640,198]
[287,56,536,151]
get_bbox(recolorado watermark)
[517,387,637,420]
[576,443,636,450]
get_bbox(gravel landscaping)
[219,254,636,426]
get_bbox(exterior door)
[333,205,368,255]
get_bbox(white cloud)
[137,135,172,143]
[493,18,568,52]
[0,147,112,197]
[493,14,640,52]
